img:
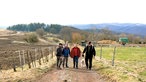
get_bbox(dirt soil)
[35,57,106,82]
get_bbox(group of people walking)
[56,41,96,70]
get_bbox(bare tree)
[72,32,82,43]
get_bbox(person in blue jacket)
[62,44,70,68]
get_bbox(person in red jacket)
[70,44,81,69]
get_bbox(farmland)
[0,44,56,69]
[1,29,146,82]
[0,29,59,81]
[94,46,146,82]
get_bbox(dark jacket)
[62,47,70,57]
[83,45,96,58]
[56,47,63,56]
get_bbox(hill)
[7,23,146,44]
[7,23,90,43]
[59,26,89,42]
[71,23,146,36]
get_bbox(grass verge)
[93,47,146,82]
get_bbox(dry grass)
[0,29,16,36]
[0,55,56,82]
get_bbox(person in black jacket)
[83,41,96,70]
[56,43,63,69]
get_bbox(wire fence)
[0,46,57,72]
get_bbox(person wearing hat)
[82,41,96,70]
[56,43,63,69]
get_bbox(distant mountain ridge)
[71,23,146,36]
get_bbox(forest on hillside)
[7,23,146,44]
[7,23,62,34]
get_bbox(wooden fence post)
[34,48,37,67]
[52,47,54,58]
[0,64,2,72]
[18,50,23,70]
[41,48,45,63]
[27,50,31,68]
[22,50,25,65]
[112,46,116,66]
[38,48,42,65]
[47,51,49,62]
[48,48,50,62]
[13,52,17,72]
[100,45,102,59]
[44,48,48,62]
[30,50,34,68]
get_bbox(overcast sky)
[0,0,146,26]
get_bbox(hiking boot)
[58,67,62,70]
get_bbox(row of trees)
[7,23,62,34]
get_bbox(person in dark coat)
[62,44,70,68]
[70,44,81,69]
[83,42,96,70]
[56,43,63,69]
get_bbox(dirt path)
[36,57,106,82]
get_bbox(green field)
[93,47,146,82]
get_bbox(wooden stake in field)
[112,46,116,66]
[18,50,23,70]
[45,49,49,62]
[13,52,17,72]
[38,48,42,65]
[48,48,50,62]
[0,64,2,72]
[34,48,37,67]
[22,50,25,65]
[27,50,31,68]
[41,48,45,63]
[30,50,34,67]
[52,47,54,58]
[100,45,102,59]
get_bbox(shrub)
[36,28,46,36]
[24,33,38,43]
